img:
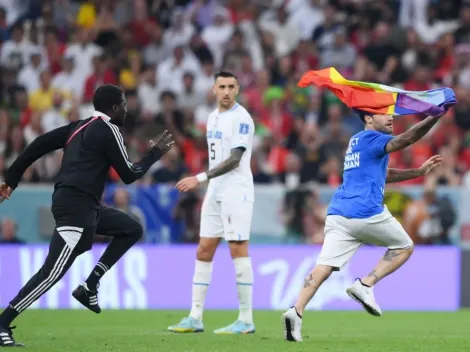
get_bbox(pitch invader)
[168,71,255,334]
[282,108,451,342]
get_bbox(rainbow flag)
[298,68,457,117]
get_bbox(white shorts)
[199,195,253,241]
[317,206,413,270]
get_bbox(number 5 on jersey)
[210,143,216,160]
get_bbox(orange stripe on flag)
[298,69,396,115]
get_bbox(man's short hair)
[93,84,123,112]
[355,109,368,122]
[214,70,238,81]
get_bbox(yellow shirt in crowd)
[29,88,71,113]
[76,2,97,29]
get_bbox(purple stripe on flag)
[397,94,444,116]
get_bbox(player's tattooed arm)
[385,115,441,154]
[206,148,245,180]
[386,168,422,183]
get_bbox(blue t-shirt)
[327,130,394,219]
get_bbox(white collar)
[93,111,111,121]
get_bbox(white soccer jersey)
[205,103,254,202]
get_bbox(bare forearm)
[206,148,244,180]
[386,115,440,153]
[386,168,422,183]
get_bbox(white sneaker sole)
[281,313,301,342]
[346,287,382,317]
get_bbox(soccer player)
[282,108,450,342]
[0,84,174,347]
[168,71,255,334]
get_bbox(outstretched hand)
[419,155,443,176]
[149,130,175,155]
[175,176,199,192]
[0,182,13,204]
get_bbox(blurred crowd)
[0,0,468,244]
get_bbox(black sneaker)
[0,326,24,347]
[72,283,101,314]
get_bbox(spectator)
[355,21,402,84]
[427,145,462,185]
[137,65,161,116]
[51,54,83,101]
[163,7,195,51]
[303,188,327,244]
[152,146,187,184]
[0,218,24,244]
[0,23,33,70]
[259,3,299,57]
[29,70,71,113]
[178,72,204,110]
[112,188,146,237]
[82,54,117,103]
[64,26,103,81]
[0,7,9,44]
[157,45,200,92]
[288,0,324,41]
[195,58,215,98]
[403,184,456,244]
[251,152,273,184]
[297,124,328,183]
[320,27,356,72]
[143,22,168,66]
[17,47,47,94]
[3,125,25,171]
[173,190,201,243]
[41,91,68,133]
[279,152,301,190]
[194,89,217,128]
[454,3,470,44]
[201,7,234,67]
[311,4,341,52]
[10,87,32,127]
[44,26,66,75]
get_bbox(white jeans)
[317,206,413,270]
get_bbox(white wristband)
[196,172,208,183]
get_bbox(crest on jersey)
[239,123,249,135]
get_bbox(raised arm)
[385,115,441,154]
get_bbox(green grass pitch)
[11,310,470,351]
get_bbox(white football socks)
[234,257,254,324]
[189,260,213,321]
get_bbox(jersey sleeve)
[231,113,253,151]
[101,121,162,184]
[366,132,394,157]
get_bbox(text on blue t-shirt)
[327,130,394,219]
